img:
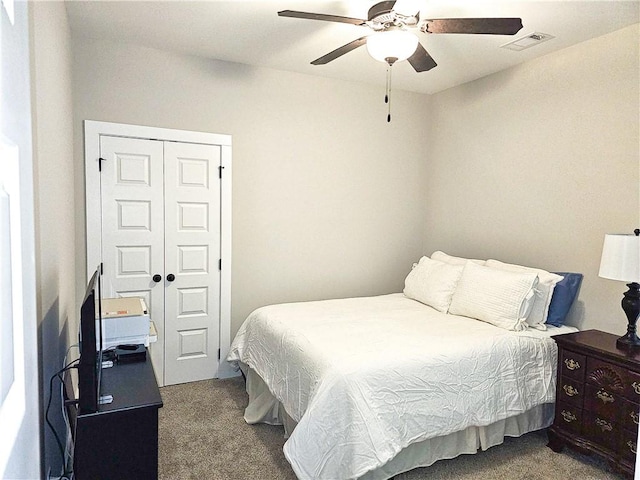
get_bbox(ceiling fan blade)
[391,0,420,16]
[278,10,367,26]
[407,42,437,72]
[425,18,523,35]
[367,1,396,20]
[311,37,368,65]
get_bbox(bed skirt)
[239,363,554,480]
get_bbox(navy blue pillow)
[546,272,583,327]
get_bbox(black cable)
[45,373,66,476]
[60,349,80,477]
[45,361,78,479]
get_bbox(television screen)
[77,267,102,414]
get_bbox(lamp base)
[617,282,640,350]
[616,333,640,350]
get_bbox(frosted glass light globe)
[366,30,418,63]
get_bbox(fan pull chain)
[385,58,396,123]
[385,64,390,104]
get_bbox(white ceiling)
[65,0,640,95]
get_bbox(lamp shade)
[366,30,418,63]
[599,234,640,282]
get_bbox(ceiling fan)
[278,0,524,72]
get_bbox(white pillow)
[403,257,464,313]
[449,261,538,331]
[485,259,563,328]
[431,250,486,266]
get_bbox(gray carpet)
[158,377,626,480]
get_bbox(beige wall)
[30,1,76,474]
[70,25,639,340]
[423,24,640,333]
[71,39,431,336]
[32,2,76,339]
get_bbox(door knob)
[152,274,162,282]
[167,274,175,282]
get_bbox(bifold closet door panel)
[163,142,221,385]
[99,135,166,383]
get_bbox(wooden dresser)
[548,329,640,478]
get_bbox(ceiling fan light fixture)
[366,30,418,63]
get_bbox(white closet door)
[163,142,221,385]
[100,136,165,384]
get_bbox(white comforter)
[227,294,558,480]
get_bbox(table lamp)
[598,229,640,349]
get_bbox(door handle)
[167,274,175,282]
[152,274,162,283]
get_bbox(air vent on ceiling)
[501,32,555,51]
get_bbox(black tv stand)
[68,353,163,479]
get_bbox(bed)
[227,253,583,480]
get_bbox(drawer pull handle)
[563,384,579,397]
[628,441,637,455]
[595,417,613,432]
[633,382,640,395]
[596,389,614,404]
[564,358,580,370]
[561,410,577,423]
[631,412,639,425]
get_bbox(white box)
[100,297,150,349]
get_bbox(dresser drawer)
[585,383,622,417]
[625,370,640,402]
[555,402,582,435]
[561,350,586,381]
[621,398,640,431]
[587,358,626,389]
[583,411,619,451]
[620,427,638,463]
[558,376,583,407]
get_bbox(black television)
[77,267,103,414]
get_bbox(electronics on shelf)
[101,297,151,349]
